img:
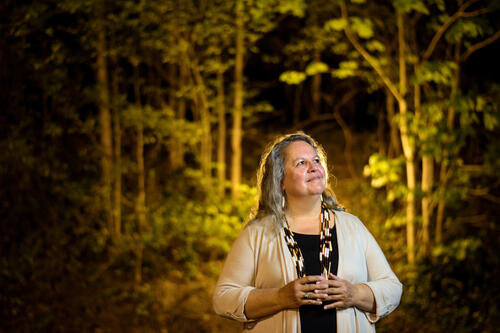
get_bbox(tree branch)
[339,1,403,105]
[422,0,480,60]
[461,30,500,62]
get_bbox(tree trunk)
[111,64,121,240]
[169,62,186,170]
[414,78,434,256]
[133,65,146,284]
[217,68,226,197]
[311,51,321,119]
[421,155,433,254]
[397,13,416,266]
[339,2,415,264]
[386,89,401,158]
[293,83,302,125]
[191,62,212,187]
[95,0,114,241]
[231,3,244,199]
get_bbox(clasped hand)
[278,273,358,310]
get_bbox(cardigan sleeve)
[357,219,403,323]
[212,225,257,322]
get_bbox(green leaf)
[393,0,429,14]
[324,18,347,32]
[445,19,485,43]
[279,70,307,85]
[305,62,329,75]
[366,40,385,52]
[278,0,306,17]
[350,17,374,39]
[413,61,457,85]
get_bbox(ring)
[304,293,309,299]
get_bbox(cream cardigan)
[213,210,402,332]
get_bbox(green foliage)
[432,238,481,262]
[445,18,487,44]
[305,61,329,75]
[331,60,359,78]
[363,154,406,201]
[349,17,374,39]
[392,0,429,14]
[279,70,307,84]
[324,18,347,31]
[413,61,457,85]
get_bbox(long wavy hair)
[253,132,343,225]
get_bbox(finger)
[304,283,328,291]
[303,290,328,299]
[325,280,344,288]
[312,292,329,300]
[324,301,346,310]
[323,288,345,296]
[302,275,324,283]
[329,273,340,280]
[301,292,323,305]
[324,294,343,302]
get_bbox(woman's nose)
[308,161,318,172]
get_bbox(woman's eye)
[296,161,304,166]
[314,158,320,163]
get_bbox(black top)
[293,225,338,333]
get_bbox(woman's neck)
[284,195,322,233]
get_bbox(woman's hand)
[323,273,376,312]
[278,275,329,308]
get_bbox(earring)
[281,194,286,209]
[320,193,324,202]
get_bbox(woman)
[213,133,402,332]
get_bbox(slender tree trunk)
[231,3,244,199]
[168,62,186,170]
[133,65,146,284]
[311,51,322,119]
[386,89,401,158]
[293,83,302,125]
[397,13,416,266]
[340,2,415,264]
[436,47,461,244]
[192,62,212,186]
[377,105,386,156]
[111,65,121,240]
[414,78,434,256]
[95,0,114,241]
[217,68,226,197]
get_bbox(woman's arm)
[213,225,329,321]
[244,276,328,319]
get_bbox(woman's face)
[281,140,326,200]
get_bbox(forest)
[1,0,499,332]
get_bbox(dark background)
[1,0,499,332]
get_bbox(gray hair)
[254,132,343,224]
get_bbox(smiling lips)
[307,175,322,182]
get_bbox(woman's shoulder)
[244,214,278,233]
[332,210,367,231]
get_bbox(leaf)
[445,19,485,44]
[366,40,385,52]
[324,18,347,32]
[350,17,374,39]
[393,0,429,14]
[305,62,329,75]
[413,61,457,85]
[279,70,307,85]
[278,0,306,17]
